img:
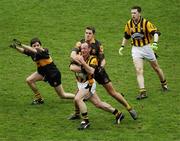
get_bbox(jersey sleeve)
[124,21,131,39]
[72,41,81,52]
[99,44,103,53]
[89,57,98,68]
[23,49,34,56]
[147,21,160,36]
[96,40,104,61]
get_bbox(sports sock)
[75,109,80,116]
[113,109,121,117]
[34,92,42,100]
[81,112,89,123]
[127,107,132,111]
[139,88,146,94]
[161,80,167,86]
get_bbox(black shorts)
[38,63,61,87]
[45,71,61,87]
[94,67,111,85]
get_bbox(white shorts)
[131,44,156,61]
[77,79,96,99]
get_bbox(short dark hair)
[131,6,141,13]
[30,37,42,46]
[86,26,96,34]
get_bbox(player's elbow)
[70,64,81,72]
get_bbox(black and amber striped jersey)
[75,55,98,84]
[24,48,53,67]
[124,17,160,47]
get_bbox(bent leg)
[89,92,116,113]
[26,71,43,94]
[73,89,80,114]
[89,92,124,123]
[103,82,132,110]
[26,72,44,103]
[149,60,168,91]
[149,60,165,82]
[54,84,74,99]
[68,89,81,120]
[74,90,87,114]
[75,89,90,128]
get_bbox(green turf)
[0,0,179,141]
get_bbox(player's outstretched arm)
[9,39,24,53]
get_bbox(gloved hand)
[9,43,17,49]
[13,39,22,46]
[150,42,158,50]
[119,46,124,55]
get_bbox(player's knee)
[26,77,32,84]
[136,68,143,75]
[74,96,80,103]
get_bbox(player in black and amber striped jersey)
[10,38,74,104]
[70,42,124,129]
[119,6,168,100]
[124,16,160,47]
[69,26,137,121]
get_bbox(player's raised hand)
[13,39,22,46]
[9,43,17,49]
